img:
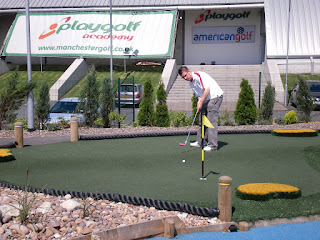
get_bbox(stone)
[60,199,82,211]
[36,202,52,214]
[64,194,72,200]
[27,223,39,232]
[9,223,30,235]
[81,227,92,235]
[0,204,19,217]
[48,219,60,229]
[2,215,12,223]
[45,228,54,238]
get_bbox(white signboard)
[192,26,255,44]
[3,11,177,58]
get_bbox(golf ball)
[182,160,186,163]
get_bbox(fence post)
[70,117,79,142]
[14,122,23,148]
[218,176,232,222]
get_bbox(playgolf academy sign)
[3,11,177,58]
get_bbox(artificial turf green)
[1,134,320,221]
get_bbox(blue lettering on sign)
[193,26,254,44]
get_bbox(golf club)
[179,111,198,146]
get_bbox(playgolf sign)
[3,11,177,58]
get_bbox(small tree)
[191,93,200,125]
[155,83,170,127]
[35,81,50,129]
[0,67,35,129]
[137,79,155,126]
[78,66,100,127]
[234,78,257,125]
[296,77,315,122]
[259,81,275,123]
[100,77,114,128]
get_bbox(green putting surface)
[1,134,320,207]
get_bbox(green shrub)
[137,79,155,126]
[155,83,170,127]
[45,123,62,131]
[191,93,200,125]
[78,65,100,127]
[109,112,127,127]
[170,111,187,127]
[296,77,315,122]
[274,117,285,125]
[13,118,28,130]
[284,110,297,124]
[234,79,257,125]
[35,81,50,129]
[220,109,235,126]
[93,117,104,128]
[100,77,114,128]
[259,81,275,122]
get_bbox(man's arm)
[197,88,210,112]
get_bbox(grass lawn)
[0,64,163,101]
[1,133,320,222]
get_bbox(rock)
[0,209,2,219]
[36,223,44,231]
[78,222,86,227]
[64,194,72,200]
[0,227,4,235]
[53,233,61,238]
[2,215,12,223]
[36,202,52,214]
[60,199,82,211]
[29,231,38,240]
[27,223,39,232]
[81,227,92,235]
[9,223,30,235]
[0,204,19,217]
[48,219,60,229]
[45,228,54,238]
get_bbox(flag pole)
[200,112,206,180]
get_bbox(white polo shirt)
[189,71,223,102]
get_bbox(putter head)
[179,143,185,146]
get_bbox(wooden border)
[70,216,236,240]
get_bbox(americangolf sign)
[193,26,255,44]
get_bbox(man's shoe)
[204,146,217,152]
[190,141,201,147]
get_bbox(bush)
[296,77,315,122]
[109,112,127,127]
[45,123,62,131]
[284,110,297,124]
[220,109,235,126]
[137,79,155,126]
[78,65,100,127]
[191,93,200,125]
[155,83,170,127]
[100,77,114,128]
[234,79,257,125]
[13,118,28,130]
[170,111,187,127]
[35,81,50,129]
[274,117,285,125]
[0,67,35,129]
[259,81,275,122]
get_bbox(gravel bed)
[0,122,319,139]
[0,123,319,239]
